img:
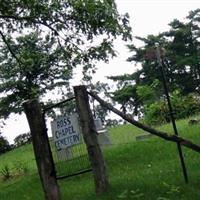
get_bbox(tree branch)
[88,91,200,153]
[0,14,84,53]
[0,14,59,35]
[0,30,22,65]
[0,14,33,21]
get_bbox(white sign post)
[51,114,81,160]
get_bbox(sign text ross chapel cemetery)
[51,114,81,151]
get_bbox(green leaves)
[0,32,72,118]
[109,8,200,121]
[0,0,132,118]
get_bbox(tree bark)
[74,85,109,194]
[23,99,60,200]
[88,91,200,153]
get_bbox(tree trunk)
[23,99,60,200]
[74,85,109,194]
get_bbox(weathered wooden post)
[74,85,109,194]
[23,99,60,200]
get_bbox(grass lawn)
[1,116,200,199]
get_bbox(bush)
[144,102,168,125]
[0,136,10,154]
[144,92,200,125]
[1,165,11,180]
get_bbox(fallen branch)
[88,91,200,153]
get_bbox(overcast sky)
[2,0,200,144]
[91,0,200,81]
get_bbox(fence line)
[88,91,200,153]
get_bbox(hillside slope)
[1,116,200,199]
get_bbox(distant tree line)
[14,132,32,147]
[0,132,32,155]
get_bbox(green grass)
[0,143,36,175]
[108,123,147,144]
[1,116,200,199]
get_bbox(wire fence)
[50,135,91,179]
[0,92,150,200]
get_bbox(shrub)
[0,136,10,154]
[144,92,200,125]
[1,165,11,180]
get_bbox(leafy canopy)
[0,0,131,67]
[108,9,200,119]
[0,32,71,117]
[0,0,132,118]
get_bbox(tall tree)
[108,73,142,115]
[0,32,71,117]
[0,0,132,118]
[0,1,132,198]
[0,0,131,80]
[164,11,200,94]
[108,9,200,120]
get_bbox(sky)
[91,0,200,81]
[2,0,200,144]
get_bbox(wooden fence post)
[74,85,109,194]
[23,99,60,200]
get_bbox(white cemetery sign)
[51,114,81,151]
